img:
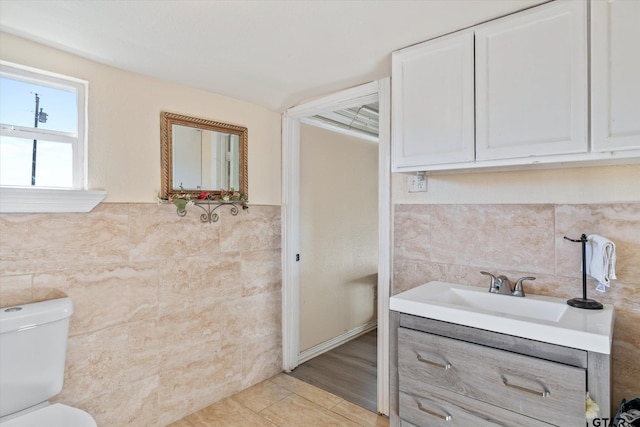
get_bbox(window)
[0,61,104,213]
[0,61,87,189]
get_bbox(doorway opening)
[282,80,391,415]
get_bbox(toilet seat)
[0,403,97,427]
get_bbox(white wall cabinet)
[391,0,640,173]
[591,0,640,152]
[475,0,587,160]
[392,31,474,167]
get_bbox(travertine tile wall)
[0,203,282,427]
[393,203,640,411]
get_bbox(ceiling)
[0,0,546,112]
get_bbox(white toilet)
[0,297,97,426]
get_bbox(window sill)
[0,187,107,213]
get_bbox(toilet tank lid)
[0,297,73,334]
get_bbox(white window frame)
[0,61,105,213]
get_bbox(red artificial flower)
[197,191,210,199]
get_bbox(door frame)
[281,79,391,415]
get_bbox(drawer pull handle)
[417,402,452,421]
[502,377,550,398]
[417,354,452,370]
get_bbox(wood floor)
[287,329,378,412]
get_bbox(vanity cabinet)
[391,313,610,427]
[591,0,640,152]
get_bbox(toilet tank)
[0,298,73,418]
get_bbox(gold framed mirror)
[160,112,248,199]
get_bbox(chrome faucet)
[513,276,536,297]
[480,272,535,297]
[496,275,512,295]
[481,271,500,293]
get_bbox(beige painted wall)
[299,124,378,351]
[393,164,640,204]
[0,32,281,205]
[0,33,283,426]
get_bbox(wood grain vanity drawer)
[400,385,553,427]
[398,327,586,426]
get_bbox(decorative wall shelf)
[158,189,248,224]
[176,200,245,223]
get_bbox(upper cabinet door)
[591,0,640,152]
[475,1,588,161]
[392,30,474,169]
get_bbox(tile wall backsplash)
[394,203,640,411]
[2,201,636,424]
[0,203,282,427]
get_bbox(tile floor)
[168,373,389,427]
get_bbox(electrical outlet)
[408,173,427,192]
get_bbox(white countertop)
[390,281,615,354]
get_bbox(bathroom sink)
[390,281,615,354]
[428,286,568,322]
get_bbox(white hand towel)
[585,234,617,292]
